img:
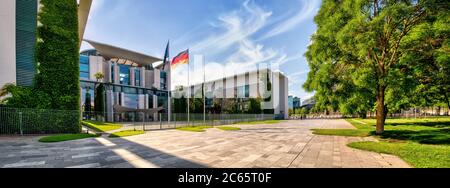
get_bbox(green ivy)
[1,0,81,134]
[35,0,80,111]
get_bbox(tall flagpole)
[203,55,206,125]
[167,40,171,125]
[187,49,190,125]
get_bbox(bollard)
[160,113,162,129]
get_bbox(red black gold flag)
[171,49,189,68]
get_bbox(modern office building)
[80,40,170,122]
[288,96,294,110]
[288,96,301,111]
[0,0,92,88]
[293,97,301,109]
[173,68,289,119]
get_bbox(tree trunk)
[376,85,386,134]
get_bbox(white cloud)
[261,0,320,39]
[190,0,272,56]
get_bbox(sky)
[80,0,321,100]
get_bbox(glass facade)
[16,0,38,87]
[119,64,131,85]
[80,49,98,56]
[237,85,250,98]
[135,69,141,87]
[78,52,170,122]
[245,85,250,98]
[111,63,115,83]
[157,91,168,112]
[80,55,90,80]
[160,71,167,90]
[123,93,139,109]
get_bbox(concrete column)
[153,95,158,121]
[0,0,16,88]
[104,61,112,83]
[114,63,120,84]
[130,67,135,86]
[140,67,146,87]
[154,69,161,89]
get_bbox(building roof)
[78,0,92,45]
[84,39,162,66]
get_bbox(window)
[148,91,154,108]
[160,71,167,90]
[237,85,249,98]
[245,85,250,98]
[123,93,139,109]
[119,64,131,85]
[135,69,141,87]
[111,63,115,83]
[80,72,90,79]
[79,55,89,80]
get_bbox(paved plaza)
[0,119,410,168]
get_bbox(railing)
[82,111,276,131]
[0,107,80,135]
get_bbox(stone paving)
[0,119,410,168]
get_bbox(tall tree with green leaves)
[35,0,80,111]
[305,0,447,134]
[404,9,450,112]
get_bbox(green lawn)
[349,141,450,168]
[82,121,123,132]
[39,134,100,143]
[109,130,145,138]
[216,126,241,131]
[176,126,213,132]
[312,117,450,168]
[235,120,284,125]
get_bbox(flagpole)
[203,55,206,125]
[187,49,190,126]
[167,41,171,125]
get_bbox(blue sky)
[81,0,321,100]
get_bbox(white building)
[173,68,289,119]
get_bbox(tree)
[403,9,450,113]
[84,89,92,113]
[305,0,447,134]
[94,84,105,113]
[94,72,104,82]
[247,98,262,114]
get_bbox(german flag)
[171,49,189,68]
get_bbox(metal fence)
[289,107,450,120]
[0,107,80,135]
[82,112,276,131]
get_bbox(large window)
[119,64,131,85]
[80,55,89,80]
[111,63,115,83]
[245,85,250,98]
[147,90,154,108]
[123,93,139,109]
[237,85,250,98]
[135,69,141,87]
[160,71,167,90]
